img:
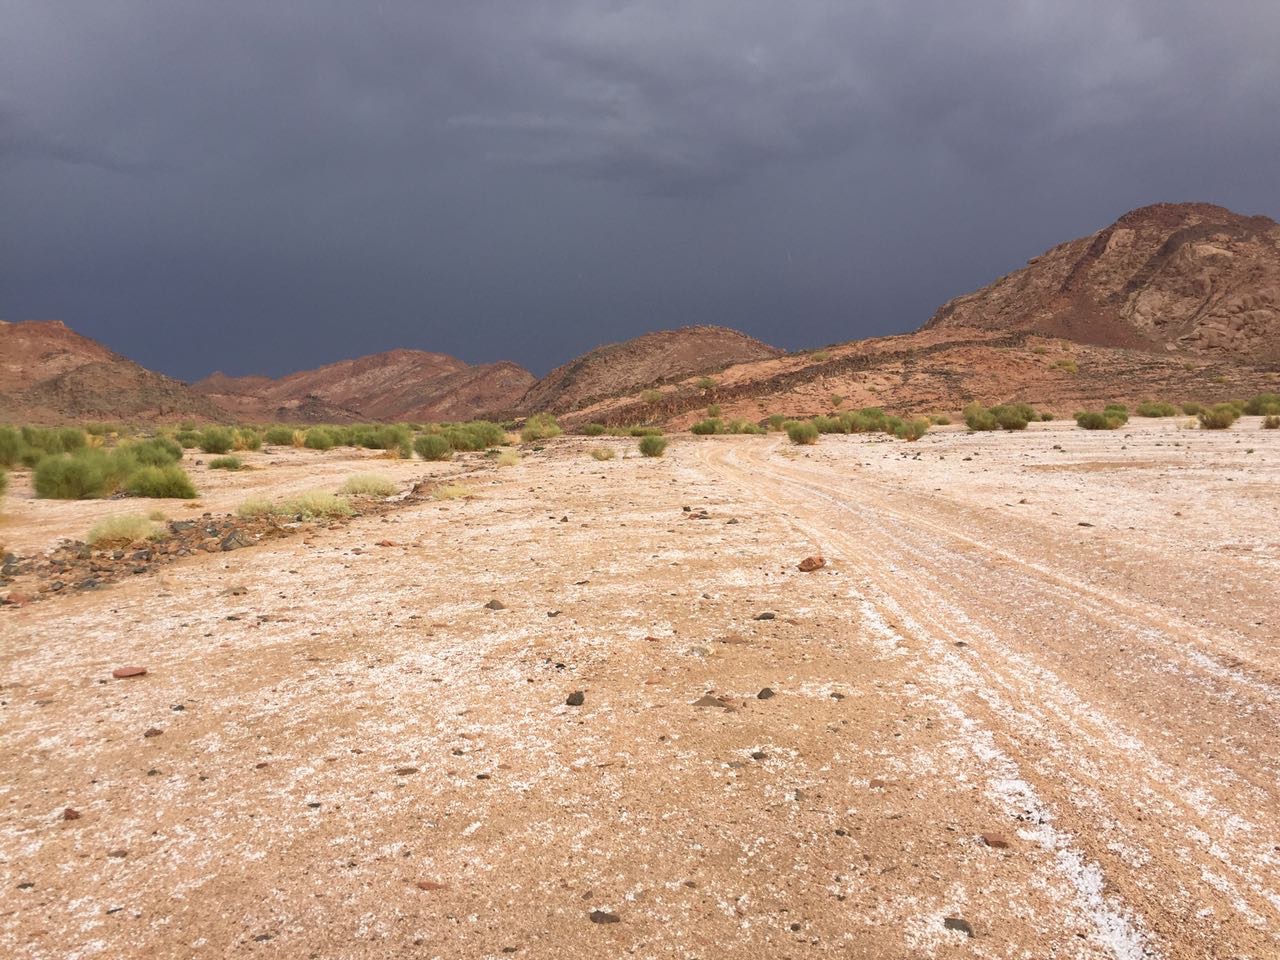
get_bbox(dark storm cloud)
[1,1,1277,379]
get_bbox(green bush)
[639,435,668,457]
[628,425,664,437]
[580,423,607,436]
[126,465,197,498]
[339,474,398,496]
[1263,415,1280,430]
[786,421,819,445]
[991,403,1036,430]
[964,404,998,431]
[1135,401,1179,418]
[521,413,562,443]
[414,434,453,461]
[175,429,201,449]
[87,514,162,547]
[893,418,930,441]
[1197,404,1240,430]
[0,427,24,467]
[726,420,765,435]
[641,389,663,405]
[304,427,336,450]
[129,437,184,466]
[697,377,717,391]
[1075,410,1126,430]
[1103,404,1130,424]
[766,414,787,432]
[930,414,952,425]
[34,452,110,499]
[263,426,295,445]
[691,419,723,435]
[444,421,506,451]
[199,426,236,454]
[1244,393,1280,416]
[22,426,87,455]
[812,415,847,434]
[235,428,263,451]
[0,466,7,501]
[209,455,243,470]
[590,446,616,461]
[1180,402,1204,415]
[706,404,722,418]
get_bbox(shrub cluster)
[638,435,668,457]
[964,402,1039,431]
[338,474,398,497]
[520,413,562,443]
[1135,401,1179,418]
[1075,404,1129,430]
[1244,393,1280,416]
[1263,415,1280,430]
[1197,403,1240,430]
[30,441,196,500]
[208,455,244,471]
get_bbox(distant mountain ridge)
[924,202,1280,361]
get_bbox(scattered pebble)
[565,691,585,707]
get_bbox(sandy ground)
[2,421,1278,959]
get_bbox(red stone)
[798,556,826,572]
[112,666,147,679]
[63,807,82,821]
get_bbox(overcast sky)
[2,1,1278,380]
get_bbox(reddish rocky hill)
[0,320,224,424]
[924,202,1280,362]
[193,349,535,423]
[519,325,782,414]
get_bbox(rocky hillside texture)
[193,349,535,423]
[924,202,1280,361]
[518,326,782,414]
[0,320,224,424]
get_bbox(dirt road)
[2,424,1277,958]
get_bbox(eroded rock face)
[924,202,1280,362]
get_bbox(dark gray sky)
[2,1,1278,380]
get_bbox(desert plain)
[2,420,1279,959]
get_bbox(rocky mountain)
[193,348,535,423]
[0,320,224,424]
[519,325,782,414]
[924,202,1280,361]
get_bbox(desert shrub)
[22,426,87,455]
[786,421,819,445]
[83,422,114,436]
[590,446,616,461]
[519,413,562,443]
[496,450,521,467]
[175,429,201,449]
[1180,401,1204,415]
[0,466,7,501]
[432,484,475,500]
[991,403,1036,430]
[233,428,262,451]
[1244,393,1280,416]
[1031,346,1049,355]
[1135,401,1178,418]
[627,425,664,437]
[705,403,723,419]
[351,424,411,455]
[208,455,243,471]
[697,377,717,391]
[304,427,336,450]
[810,350,831,361]
[1263,416,1280,430]
[339,474,398,496]
[726,420,765,435]
[641,389,663,405]
[236,497,276,518]
[580,423,607,436]
[1103,404,1130,424]
[87,514,161,547]
[691,419,723,435]
[766,414,787,432]
[639,435,668,457]
[414,434,453,461]
[0,427,25,467]
[125,465,197,499]
[129,437,184,466]
[198,426,235,454]
[812,415,847,434]
[893,418,930,441]
[1075,410,1125,430]
[442,421,506,451]
[263,426,295,445]
[964,403,999,431]
[34,452,110,499]
[1054,358,1079,374]
[1197,403,1240,430]
[1039,412,1055,421]
[930,414,951,425]
[280,491,355,518]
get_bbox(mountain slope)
[0,320,224,423]
[193,349,535,423]
[924,202,1280,361]
[519,325,782,414]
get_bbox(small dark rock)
[757,688,776,700]
[143,727,163,738]
[589,910,620,925]
[753,612,776,621]
[63,807,82,821]
[943,917,974,936]
[565,691,585,707]
[484,599,507,610]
